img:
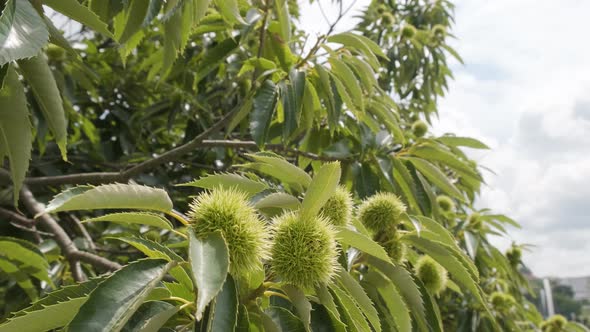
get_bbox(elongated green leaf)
[114,0,150,43]
[194,0,211,23]
[0,257,37,300]
[334,226,391,263]
[391,158,420,213]
[329,57,363,110]
[414,278,443,332]
[0,277,102,332]
[336,270,381,332]
[0,0,48,66]
[254,192,301,210]
[243,153,312,189]
[369,258,429,331]
[68,258,174,332]
[122,301,178,332]
[327,32,384,69]
[0,237,50,284]
[17,54,67,159]
[410,144,481,180]
[209,275,239,332]
[403,157,465,202]
[401,235,481,301]
[214,0,245,25]
[250,80,278,147]
[188,231,230,320]
[265,306,306,332]
[0,66,31,204]
[0,297,86,332]
[82,212,173,230]
[43,0,112,37]
[196,37,239,81]
[330,285,371,331]
[300,162,340,220]
[363,270,411,332]
[108,236,193,290]
[282,285,312,330]
[280,71,305,140]
[274,0,291,42]
[178,173,268,196]
[437,136,489,149]
[44,183,173,214]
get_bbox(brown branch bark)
[19,186,122,278]
[19,140,348,186]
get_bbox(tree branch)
[19,186,122,275]
[19,138,349,186]
[0,207,35,227]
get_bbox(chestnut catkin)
[436,195,454,213]
[188,188,269,276]
[358,192,406,233]
[320,186,353,227]
[270,213,339,289]
[415,256,448,294]
[411,120,428,137]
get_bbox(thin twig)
[19,186,122,275]
[17,139,349,186]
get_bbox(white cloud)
[299,0,590,277]
[438,0,590,277]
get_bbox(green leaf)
[209,275,239,332]
[265,306,306,332]
[330,284,371,331]
[0,0,48,66]
[0,277,102,331]
[254,192,301,210]
[300,162,341,220]
[401,235,482,303]
[242,153,312,190]
[0,297,86,332]
[334,226,391,263]
[194,0,211,23]
[410,144,481,181]
[68,259,174,332]
[43,0,112,38]
[437,136,490,149]
[82,212,173,230]
[280,71,305,140]
[403,157,465,202]
[108,236,193,290]
[114,0,150,44]
[0,257,37,300]
[329,57,363,111]
[0,237,51,285]
[17,54,67,160]
[335,270,381,332]
[391,158,420,213]
[327,32,385,69]
[196,37,239,82]
[44,183,173,214]
[250,80,278,147]
[122,301,178,332]
[188,231,230,321]
[282,284,312,331]
[213,0,245,25]
[369,259,429,331]
[178,173,268,196]
[0,66,31,205]
[274,0,291,42]
[363,270,411,332]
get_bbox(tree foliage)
[0,0,586,331]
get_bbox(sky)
[300,0,590,278]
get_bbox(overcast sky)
[300,0,590,278]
